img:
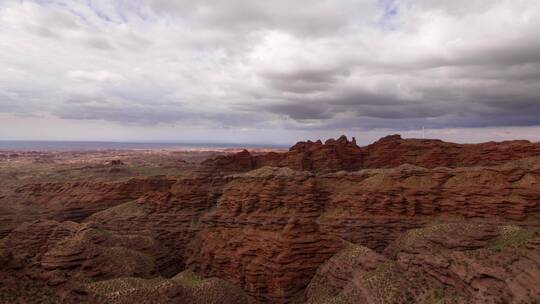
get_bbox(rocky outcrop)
[3,134,540,303]
[2,159,539,303]
[305,223,540,303]
[275,136,363,172]
[109,159,125,166]
[86,271,259,304]
[387,223,540,303]
[202,135,540,174]
[87,157,540,303]
[305,244,390,304]
[0,177,177,239]
[200,149,258,173]
[86,172,342,302]
[317,158,540,251]
[186,226,343,303]
[201,135,363,174]
[185,172,344,303]
[361,134,540,168]
[0,220,161,302]
[88,177,226,276]
[0,221,257,304]
[187,158,540,302]
[13,177,176,216]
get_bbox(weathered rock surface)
[362,134,540,168]
[317,158,540,251]
[2,135,540,303]
[202,135,540,174]
[86,271,259,304]
[12,177,176,221]
[88,177,225,276]
[386,223,540,303]
[0,177,177,239]
[201,135,363,174]
[0,220,160,302]
[305,223,539,304]
[89,157,540,302]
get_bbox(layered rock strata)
[2,135,540,303]
[202,135,540,174]
[305,223,540,303]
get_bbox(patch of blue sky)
[377,0,399,31]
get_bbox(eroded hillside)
[1,136,539,303]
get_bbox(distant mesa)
[109,159,125,166]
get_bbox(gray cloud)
[0,0,540,142]
[148,0,377,37]
[85,36,115,50]
[55,103,188,125]
[261,67,351,93]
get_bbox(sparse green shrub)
[488,225,535,250]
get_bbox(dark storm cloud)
[428,36,540,69]
[1,0,540,135]
[55,102,264,126]
[55,94,265,127]
[263,68,350,85]
[261,67,350,93]
[55,104,189,125]
[263,103,336,120]
[466,41,540,67]
[260,89,450,122]
[329,90,407,107]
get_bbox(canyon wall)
[1,135,540,303]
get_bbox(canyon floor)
[0,135,539,304]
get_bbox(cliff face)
[0,177,177,239]
[361,134,540,168]
[185,158,540,302]
[202,135,540,174]
[9,177,176,221]
[317,158,540,251]
[81,159,540,302]
[0,219,160,302]
[186,173,343,302]
[201,135,364,174]
[2,135,540,303]
[89,177,226,277]
[0,219,257,304]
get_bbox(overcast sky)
[1,0,540,145]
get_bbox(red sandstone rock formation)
[86,271,259,304]
[362,134,540,168]
[13,177,175,214]
[109,159,125,166]
[0,220,160,302]
[2,134,540,303]
[201,135,363,174]
[317,158,540,251]
[305,223,540,303]
[186,173,343,302]
[184,158,540,302]
[0,177,177,238]
[202,135,540,174]
[0,220,256,304]
[70,157,540,302]
[88,177,225,276]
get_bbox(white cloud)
[0,0,539,143]
[67,70,125,82]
